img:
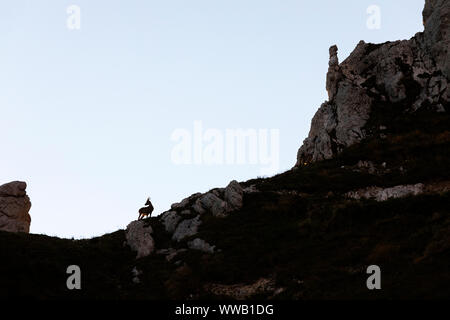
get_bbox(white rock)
[187,238,215,254]
[190,182,243,217]
[346,183,425,202]
[172,216,202,242]
[224,180,244,212]
[195,193,228,217]
[125,220,155,259]
[160,211,181,233]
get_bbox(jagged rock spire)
[326,45,342,101]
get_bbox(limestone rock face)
[155,180,243,253]
[224,180,244,212]
[326,45,342,100]
[179,181,244,218]
[172,215,202,242]
[195,193,228,218]
[125,220,155,259]
[423,0,450,79]
[204,278,277,300]
[296,0,450,166]
[346,183,425,202]
[187,238,216,254]
[0,181,32,233]
[160,211,182,234]
[192,180,244,217]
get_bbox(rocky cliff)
[0,181,31,233]
[296,0,449,166]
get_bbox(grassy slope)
[0,111,449,299]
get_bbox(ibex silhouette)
[138,197,154,220]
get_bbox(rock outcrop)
[204,278,279,300]
[128,180,243,260]
[172,215,202,242]
[346,180,450,202]
[224,180,244,212]
[193,192,228,217]
[160,211,182,233]
[0,181,32,233]
[125,220,155,258]
[187,238,216,254]
[296,0,449,166]
[191,180,244,217]
[158,180,244,240]
[346,183,425,202]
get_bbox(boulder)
[191,181,243,217]
[125,220,155,258]
[243,185,259,194]
[224,180,244,212]
[171,198,189,210]
[187,238,216,254]
[202,193,228,217]
[172,215,202,242]
[192,198,206,215]
[192,193,228,217]
[346,183,425,202]
[160,211,181,233]
[0,181,27,197]
[171,193,202,210]
[0,181,32,233]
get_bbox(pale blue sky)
[0,0,424,238]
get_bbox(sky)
[0,0,424,238]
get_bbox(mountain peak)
[295,0,449,167]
